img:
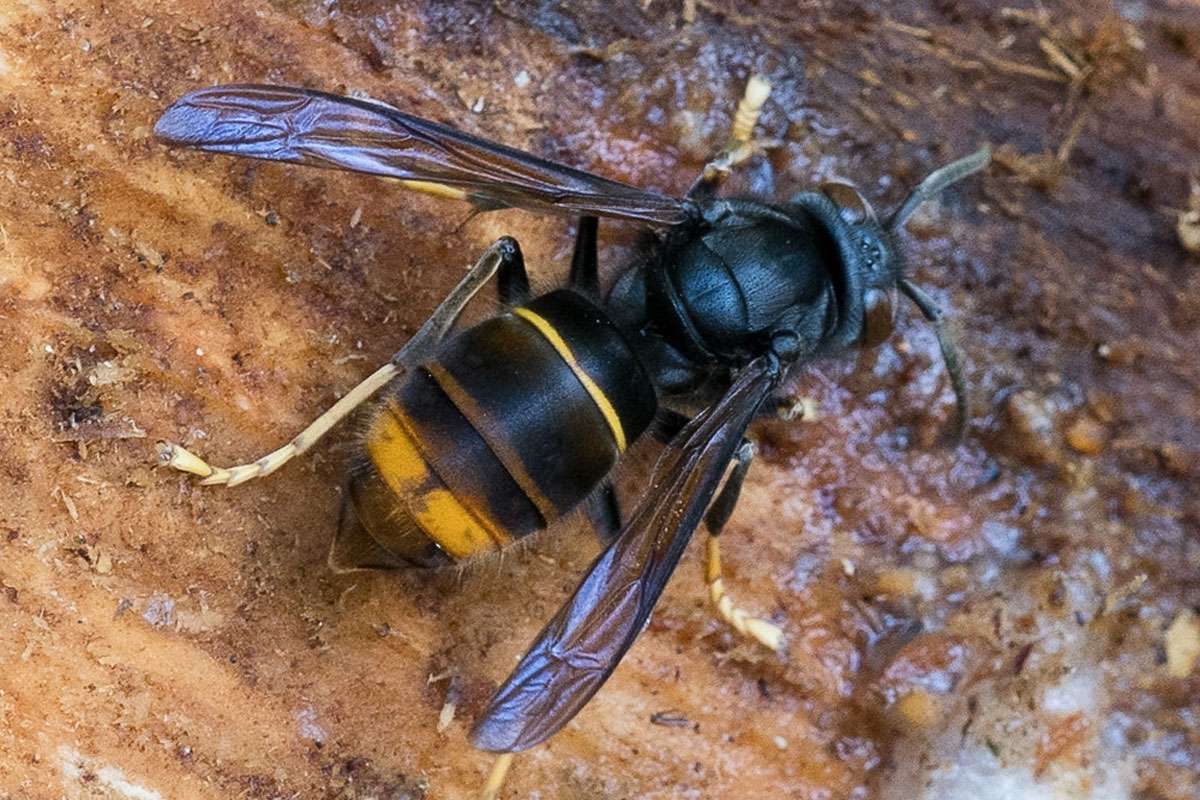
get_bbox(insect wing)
[470,356,779,753]
[154,84,692,225]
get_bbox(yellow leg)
[157,362,399,486]
[157,238,517,487]
[479,753,515,800]
[705,535,785,652]
[731,74,772,148]
[396,179,469,202]
[696,74,773,189]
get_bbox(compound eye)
[861,287,898,348]
[820,182,879,227]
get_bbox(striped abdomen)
[333,289,657,569]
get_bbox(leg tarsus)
[687,74,772,200]
[160,238,521,487]
[157,359,400,487]
[706,535,786,651]
[567,217,600,296]
[703,439,786,652]
[763,393,819,423]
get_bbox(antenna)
[889,147,991,438]
[888,146,991,232]
[899,279,969,439]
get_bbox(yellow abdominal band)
[512,307,627,452]
[366,401,509,558]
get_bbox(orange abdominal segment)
[366,400,510,558]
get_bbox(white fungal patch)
[881,569,1138,800]
[141,593,176,628]
[294,706,327,744]
[58,745,164,800]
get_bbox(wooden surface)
[1,1,1198,798]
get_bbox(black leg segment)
[651,408,691,444]
[496,236,531,306]
[567,216,600,296]
[704,439,755,536]
[588,482,623,544]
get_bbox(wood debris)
[1176,175,1200,255]
[1166,610,1200,678]
[1101,573,1147,615]
[53,486,80,522]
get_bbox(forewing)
[470,356,779,753]
[155,84,691,225]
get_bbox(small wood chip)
[55,487,79,522]
[1035,712,1089,776]
[437,698,457,733]
[1166,610,1200,678]
[134,238,165,268]
[1066,416,1106,455]
[895,690,941,728]
[1177,176,1200,255]
[874,568,922,598]
[650,710,692,728]
[1102,573,1147,615]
